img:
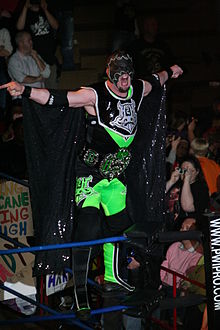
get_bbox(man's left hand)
[170,65,183,78]
[41,0,48,11]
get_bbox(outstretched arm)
[0,81,96,109]
[0,81,50,104]
[158,65,183,85]
[143,64,183,96]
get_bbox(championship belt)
[81,147,131,180]
[99,148,131,180]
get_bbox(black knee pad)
[104,209,133,236]
[74,207,102,241]
[74,207,103,258]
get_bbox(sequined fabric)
[23,99,85,275]
[126,84,167,226]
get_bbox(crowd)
[0,1,220,330]
[0,0,75,158]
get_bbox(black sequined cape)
[22,82,166,276]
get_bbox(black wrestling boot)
[72,247,91,321]
[103,242,135,296]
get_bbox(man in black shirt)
[16,0,59,88]
[127,15,175,79]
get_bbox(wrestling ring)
[0,172,219,329]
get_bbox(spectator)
[201,98,220,165]
[205,97,220,136]
[167,109,197,143]
[166,137,189,179]
[127,14,175,78]
[165,109,198,179]
[190,137,220,195]
[52,0,75,71]
[181,253,206,330]
[0,26,13,116]
[160,217,203,324]
[0,27,13,57]
[0,7,17,42]
[161,217,202,288]
[166,155,210,229]
[8,31,50,94]
[112,0,138,52]
[207,132,220,165]
[16,0,58,88]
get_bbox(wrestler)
[0,51,183,320]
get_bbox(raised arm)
[180,171,196,212]
[0,81,96,110]
[166,168,181,193]
[16,0,29,30]
[143,64,183,96]
[40,0,59,30]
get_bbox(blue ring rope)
[0,284,93,330]
[0,236,127,255]
[0,284,60,315]
[0,305,131,326]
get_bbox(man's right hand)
[25,0,31,9]
[0,81,25,97]
[170,65,183,79]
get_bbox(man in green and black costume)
[0,51,183,320]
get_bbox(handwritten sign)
[46,271,72,296]
[0,235,35,301]
[0,181,72,302]
[0,181,33,238]
[0,181,35,301]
